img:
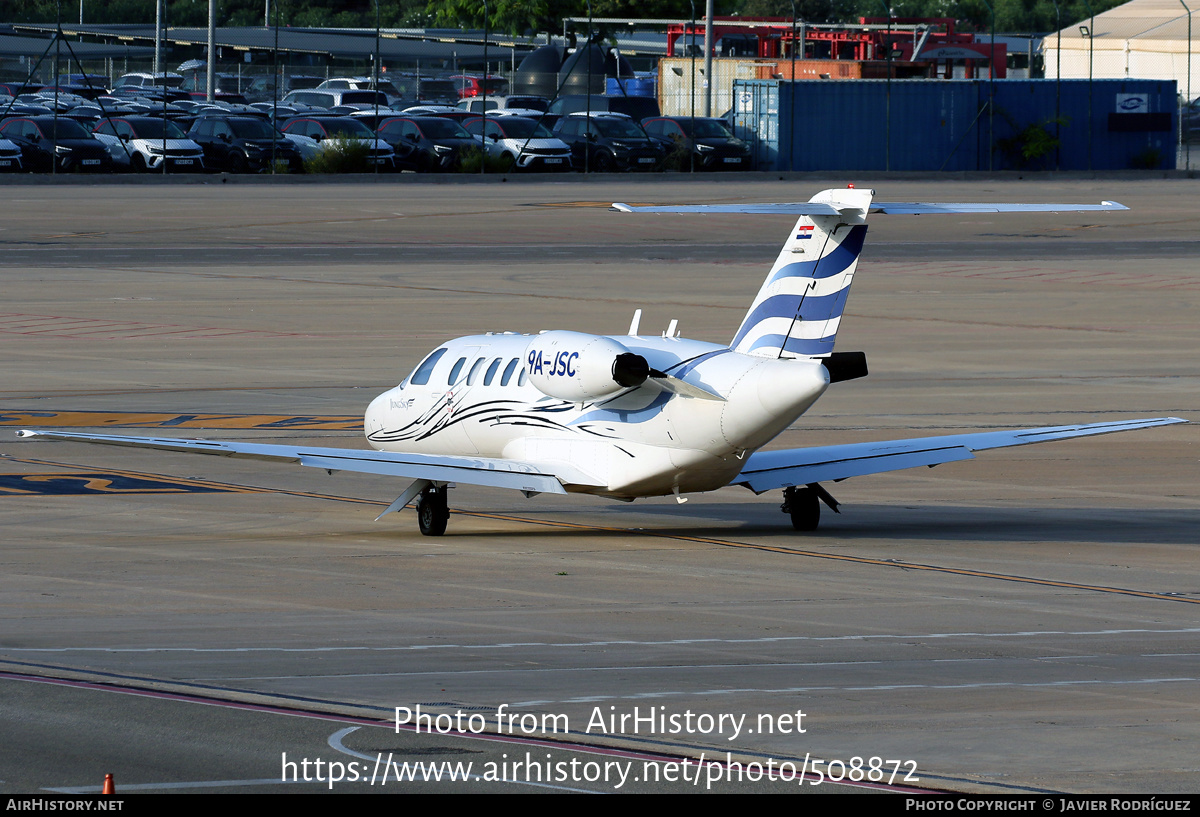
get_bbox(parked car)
[281,89,388,110]
[114,72,184,91]
[457,95,550,113]
[317,76,406,106]
[553,112,663,172]
[375,115,477,172]
[187,114,303,172]
[280,115,397,169]
[463,115,572,171]
[180,72,251,96]
[0,136,25,171]
[0,115,113,172]
[243,74,323,104]
[641,116,752,170]
[542,94,660,130]
[386,75,458,106]
[91,115,206,172]
[448,74,509,99]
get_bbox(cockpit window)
[408,348,447,386]
[517,367,528,386]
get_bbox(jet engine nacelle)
[525,331,650,401]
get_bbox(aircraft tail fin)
[730,187,874,358]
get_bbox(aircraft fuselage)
[364,332,829,498]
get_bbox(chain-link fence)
[4,11,1196,172]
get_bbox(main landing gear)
[781,483,840,532]
[415,484,450,536]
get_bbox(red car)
[448,74,508,100]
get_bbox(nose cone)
[364,389,392,444]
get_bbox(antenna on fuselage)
[628,308,642,336]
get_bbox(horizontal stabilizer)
[613,201,1127,216]
[872,201,1128,214]
[613,202,842,216]
[732,417,1185,494]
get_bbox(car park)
[0,116,114,172]
[91,115,206,172]
[641,116,752,170]
[463,115,572,171]
[553,112,663,172]
[187,113,303,172]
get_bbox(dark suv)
[187,114,302,172]
[553,113,662,172]
[642,116,752,170]
[375,116,478,172]
[0,116,113,172]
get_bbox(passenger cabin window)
[500,358,518,386]
[466,357,485,385]
[483,358,502,386]
[408,348,447,386]
[448,357,467,384]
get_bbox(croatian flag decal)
[795,225,815,240]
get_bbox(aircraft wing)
[15,429,578,495]
[731,417,1186,494]
[613,201,1127,215]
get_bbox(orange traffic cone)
[101,774,115,795]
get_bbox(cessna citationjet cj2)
[19,187,1185,535]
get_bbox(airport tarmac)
[1,178,1197,795]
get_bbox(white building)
[1044,0,1199,98]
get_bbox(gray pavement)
[1,178,1197,795]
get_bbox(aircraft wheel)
[416,486,449,536]
[782,485,820,532]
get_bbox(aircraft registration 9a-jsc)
[19,187,1187,536]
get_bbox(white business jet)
[19,187,1186,535]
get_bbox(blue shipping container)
[733,78,1176,172]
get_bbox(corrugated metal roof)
[0,32,154,58]
[11,23,527,61]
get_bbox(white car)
[457,95,550,113]
[91,115,205,172]
[0,136,24,171]
[463,115,573,171]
